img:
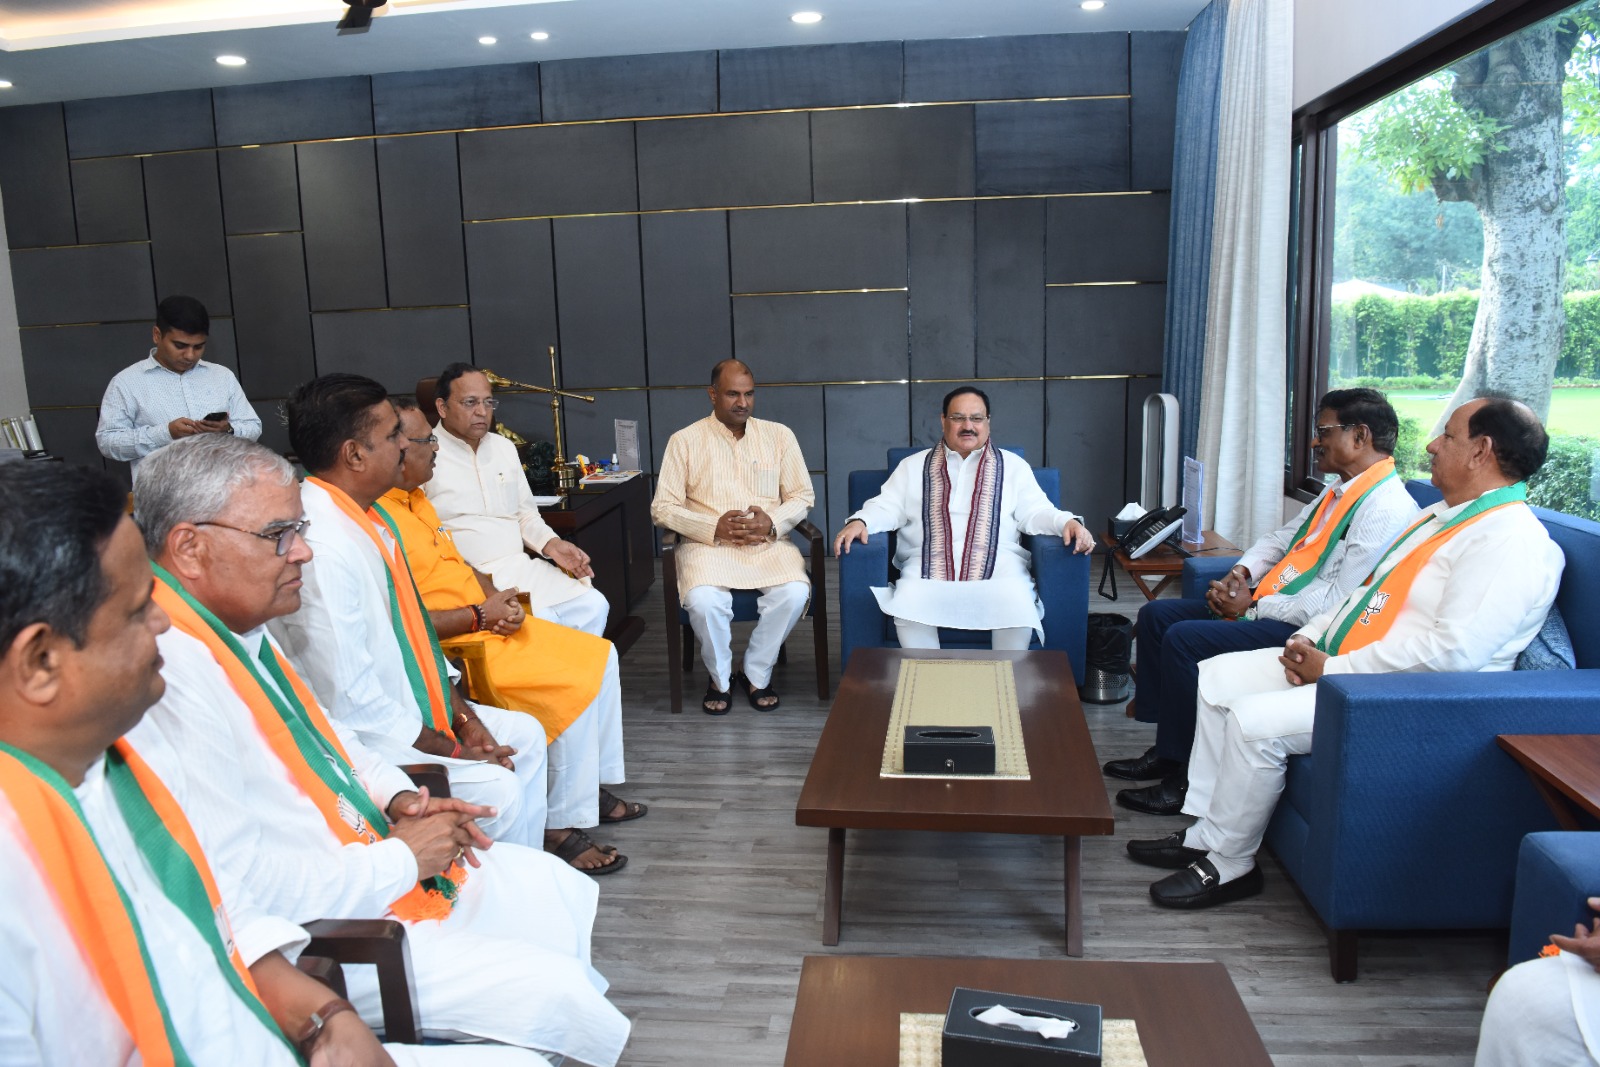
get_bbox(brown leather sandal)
[598,787,647,823]
[546,828,627,876]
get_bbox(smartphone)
[202,410,228,422]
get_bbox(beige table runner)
[898,1012,1147,1067]
[879,658,1029,780]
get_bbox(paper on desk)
[974,1004,1080,1040]
[530,495,563,507]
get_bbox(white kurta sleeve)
[850,454,919,534]
[1236,493,1318,580]
[325,714,418,815]
[508,444,559,553]
[1009,459,1077,535]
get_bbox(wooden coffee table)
[1114,529,1239,601]
[795,648,1114,954]
[1497,733,1600,830]
[783,955,1273,1066]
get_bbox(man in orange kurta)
[378,399,645,871]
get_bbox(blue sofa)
[838,446,1090,684]
[1508,832,1600,967]
[1181,480,1600,980]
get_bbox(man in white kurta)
[1476,905,1600,1067]
[1128,398,1565,909]
[426,364,609,636]
[651,360,814,712]
[835,386,1094,649]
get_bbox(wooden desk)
[1497,734,1600,830]
[795,649,1114,955]
[540,475,654,654]
[784,955,1273,1067]
[1114,529,1240,601]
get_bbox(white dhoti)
[481,552,609,637]
[1181,647,1317,876]
[682,580,810,691]
[389,1045,552,1066]
[1476,952,1600,1066]
[873,574,1044,641]
[547,647,627,828]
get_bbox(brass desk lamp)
[483,345,595,491]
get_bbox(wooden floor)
[593,562,1493,1066]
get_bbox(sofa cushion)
[1515,604,1576,671]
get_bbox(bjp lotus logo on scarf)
[337,795,378,844]
[1271,564,1301,593]
[1357,592,1390,627]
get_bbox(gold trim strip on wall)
[730,287,907,298]
[1045,280,1159,288]
[314,304,471,314]
[12,239,151,252]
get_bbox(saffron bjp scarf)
[1256,457,1398,598]
[921,441,1004,581]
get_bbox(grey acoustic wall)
[1,30,1182,528]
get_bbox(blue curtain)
[1161,0,1228,464]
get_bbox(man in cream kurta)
[651,361,814,713]
[1128,398,1565,910]
[835,386,1094,650]
[426,364,609,637]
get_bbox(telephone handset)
[1117,505,1187,559]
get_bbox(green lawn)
[1381,387,1600,438]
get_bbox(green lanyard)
[371,502,456,729]
[1274,471,1397,597]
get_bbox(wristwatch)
[296,997,357,1058]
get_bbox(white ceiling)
[0,0,1206,106]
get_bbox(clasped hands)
[716,505,775,546]
[385,786,496,878]
[479,588,524,636]
[1206,564,1254,620]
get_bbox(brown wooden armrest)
[294,955,349,998]
[302,918,420,1043]
[436,635,507,708]
[399,763,451,799]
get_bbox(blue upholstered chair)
[1508,832,1600,967]
[838,446,1090,684]
[1182,480,1600,980]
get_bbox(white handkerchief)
[973,1004,1079,1040]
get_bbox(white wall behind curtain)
[1195,0,1292,549]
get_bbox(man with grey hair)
[127,434,631,1066]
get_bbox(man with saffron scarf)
[833,385,1095,650]
[130,433,631,1065]
[0,460,544,1065]
[1126,397,1565,910]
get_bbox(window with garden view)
[1329,0,1600,519]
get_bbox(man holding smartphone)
[95,295,261,473]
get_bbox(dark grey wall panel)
[733,292,908,383]
[976,99,1130,195]
[542,51,717,121]
[213,76,374,147]
[1045,192,1171,283]
[535,390,653,472]
[975,199,1044,378]
[377,135,467,308]
[144,152,231,314]
[719,42,902,111]
[65,90,214,158]
[642,211,731,386]
[0,104,75,248]
[1044,378,1130,535]
[553,215,646,387]
[730,203,906,294]
[20,322,154,407]
[298,140,387,311]
[227,233,313,398]
[1046,284,1166,376]
[904,33,1128,102]
[70,158,147,244]
[647,389,712,471]
[459,123,638,220]
[310,308,471,390]
[10,244,153,326]
[1131,32,1185,191]
[637,112,810,210]
[463,219,558,375]
[373,63,541,134]
[33,408,107,476]
[218,145,301,235]
[811,105,974,202]
[909,379,1046,467]
[825,383,910,547]
[909,201,974,381]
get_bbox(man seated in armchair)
[1127,396,1564,909]
[833,385,1094,651]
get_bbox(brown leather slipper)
[598,787,647,823]
[546,827,627,876]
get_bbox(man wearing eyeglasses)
[424,363,609,638]
[833,386,1094,650]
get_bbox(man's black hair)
[285,373,392,474]
[435,362,480,402]
[155,295,209,337]
[1319,387,1400,455]
[942,386,991,416]
[391,395,420,413]
[1468,394,1550,482]
[0,462,126,653]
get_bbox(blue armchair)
[838,446,1090,684]
[1182,480,1600,980]
[1508,832,1600,967]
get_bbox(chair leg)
[681,623,696,671]
[813,611,830,700]
[778,643,788,665]
[666,612,684,715]
[1329,928,1358,983]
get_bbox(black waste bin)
[1079,612,1133,704]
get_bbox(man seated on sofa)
[832,385,1094,651]
[1126,396,1564,909]
[1103,388,1418,816]
[1476,896,1600,1066]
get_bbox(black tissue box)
[903,725,996,775]
[942,987,1103,1066]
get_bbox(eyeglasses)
[407,434,438,446]
[944,414,989,425]
[195,518,310,556]
[1313,423,1356,441]
[456,397,499,411]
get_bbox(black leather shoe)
[1117,775,1189,815]
[1149,859,1264,909]
[1103,746,1183,782]
[1126,831,1207,870]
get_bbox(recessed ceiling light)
[215,55,247,66]
[530,31,550,41]
[791,11,823,24]
[478,35,498,45]
[0,81,13,89]
[1080,0,1106,9]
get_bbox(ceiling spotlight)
[791,11,823,24]
[0,81,12,89]
[479,35,497,44]
[215,55,247,66]
[1080,0,1105,8]
[530,31,550,41]
[338,0,384,31]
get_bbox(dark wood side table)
[1497,734,1600,830]
[783,955,1273,1067]
[540,475,654,654]
[1113,529,1240,601]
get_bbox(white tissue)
[1114,502,1147,521]
[973,1004,1079,1040]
